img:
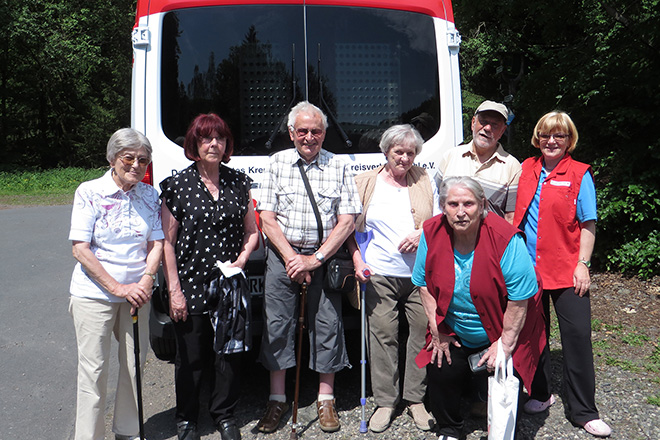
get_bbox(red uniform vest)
[513,155,592,289]
[416,213,545,392]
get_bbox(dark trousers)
[529,287,599,424]
[174,314,241,425]
[426,342,524,439]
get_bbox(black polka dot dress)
[160,163,252,315]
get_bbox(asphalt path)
[0,205,81,438]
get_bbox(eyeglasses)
[118,154,151,167]
[538,133,569,141]
[201,136,225,144]
[294,128,324,138]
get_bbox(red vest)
[416,213,545,392]
[513,155,592,289]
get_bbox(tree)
[0,0,135,169]
[454,0,660,277]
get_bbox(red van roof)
[135,0,454,25]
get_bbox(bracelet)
[578,259,591,268]
[144,271,157,282]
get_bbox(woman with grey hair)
[68,128,164,440]
[348,124,438,432]
[412,176,545,440]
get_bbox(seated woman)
[412,176,545,440]
[349,124,439,432]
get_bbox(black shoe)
[176,421,199,440]
[218,418,241,440]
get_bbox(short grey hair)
[438,176,489,220]
[106,128,152,163]
[287,101,328,130]
[379,124,424,155]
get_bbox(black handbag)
[297,160,357,296]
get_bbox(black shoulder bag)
[296,160,356,296]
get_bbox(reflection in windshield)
[161,5,440,155]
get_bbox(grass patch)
[591,318,603,332]
[622,329,650,346]
[605,357,640,372]
[0,168,106,206]
[648,394,660,407]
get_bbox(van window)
[161,4,440,155]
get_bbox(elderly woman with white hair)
[348,124,439,432]
[68,128,164,440]
[413,176,545,440]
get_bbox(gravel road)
[105,276,660,440]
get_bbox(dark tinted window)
[161,5,439,155]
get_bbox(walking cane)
[290,281,307,440]
[131,308,146,440]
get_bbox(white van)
[131,0,462,358]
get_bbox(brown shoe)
[256,400,289,433]
[317,399,340,432]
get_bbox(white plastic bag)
[488,339,519,440]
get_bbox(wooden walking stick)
[290,281,307,440]
[131,308,146,440]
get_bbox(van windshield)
[161,4,440,155]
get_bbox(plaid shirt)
[258,148,361,251]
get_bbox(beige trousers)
[366,275,427,407]
[69,296,149,440]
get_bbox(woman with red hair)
[161,114,259,440]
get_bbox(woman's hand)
[114,282,151,309]
[428,330,461,367]
[169,289,188,322]
[354,260,372,283]
[479,339,514,371]
[573,262,591,297]
[398,229,422,254]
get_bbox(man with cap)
[434,100,521,223]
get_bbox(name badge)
[550,180,571,187]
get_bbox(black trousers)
[173,314,241,425]
[529,287,599,424]
[427,342,524,439]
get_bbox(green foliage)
[0,168,106,194]
[0,0,135,168]
[454,0,660,278]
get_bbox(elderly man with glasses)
[256,101,361,434]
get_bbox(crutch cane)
[290,281,307,440]
[131,308,146,440]
[355,230,373,434]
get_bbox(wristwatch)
[578,259,591,268]
[314,251,325,263]
[144,271,157,282]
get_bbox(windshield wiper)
[265,44,297,150]
[317,43,352,148]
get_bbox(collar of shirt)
[289,148,332,171]
[463,141,507,165]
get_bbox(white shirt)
[69,169,164,302]
[364,173,440,277]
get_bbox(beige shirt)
[434,141,521,217]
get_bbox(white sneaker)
[582,419,612,437]
[438,435,458,440]
[523,395,556,414]
[368,407,394,433]
[407,402,433,431]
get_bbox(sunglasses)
[118,154,151,167]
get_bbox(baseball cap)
[475,100,509,122]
